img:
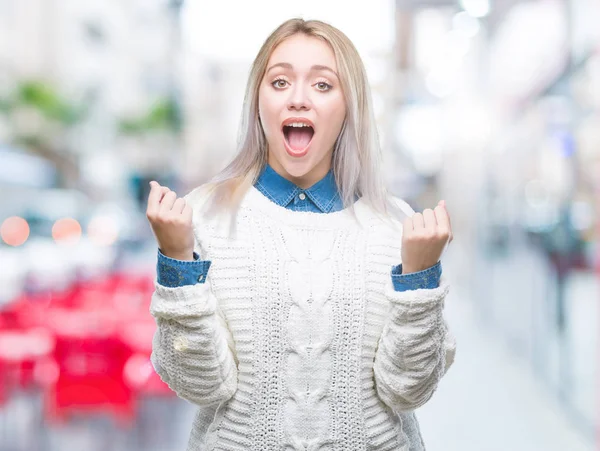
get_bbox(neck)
[268,155,332,189]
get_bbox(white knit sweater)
[150,184,456,451]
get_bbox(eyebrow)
[266,62,339,78]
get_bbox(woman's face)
[258,34,346,189]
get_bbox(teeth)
[287,122,311,128]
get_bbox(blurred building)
[0,0,184,196]
[179,58,248,185]
[391,0,600,441]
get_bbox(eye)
[271,78,289,89]
[315,81,332,92]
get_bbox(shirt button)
[298,193,306,200]
[198,274,205,283]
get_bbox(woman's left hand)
[401,200,453,275]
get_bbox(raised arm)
[374,199,456,411]
[146,182,237,406]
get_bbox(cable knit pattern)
[149,185,456,451]
[280,227,335,450]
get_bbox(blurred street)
[418,245,595,451]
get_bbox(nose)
[286,84,312,111]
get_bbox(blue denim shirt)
[157,164,441,291]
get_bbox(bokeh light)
[52,218,82,244]
[87,215,119,246]
[0,216,30,246]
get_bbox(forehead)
[268,34,337,72]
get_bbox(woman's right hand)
[146,181,195,261]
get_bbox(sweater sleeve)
[149,186,238,406]
[373,276,456,412]
[149,282,238,406]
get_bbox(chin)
[280,160,315,179]
[270,144,331,186]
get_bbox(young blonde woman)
[146,18,456,451]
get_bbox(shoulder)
[183,183,222,233]
[184,183,216,211]
[375,195,415,228]
[358,195,415,236]
[389,195,415,218]
[184,182,243,238]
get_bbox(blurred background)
[0,0,599,450]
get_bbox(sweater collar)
[255,164,342,213]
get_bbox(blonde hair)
[204,18,404,224]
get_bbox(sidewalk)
[417,278,594,451]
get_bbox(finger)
[434,205,453,242]
[158,186,171,202]
[412,212,424,230]
[443,204,453,242]
[159,191,177,213]
[147,181,165,216]
[172,198,186,215]
[438,200,451,226]
[422,208,437,232]
[149,181,171,203]
[434,205,449,229]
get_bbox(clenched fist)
[401,200,453,275]
[146,181,195,261]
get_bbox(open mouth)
[282,122,315,155]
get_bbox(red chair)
[43,309,135,427]
[0,359,9,406]
[0,327,55,391]
[119,318,174,397]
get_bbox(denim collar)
[255,164,342,213]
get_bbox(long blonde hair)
[204,18,403,223]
